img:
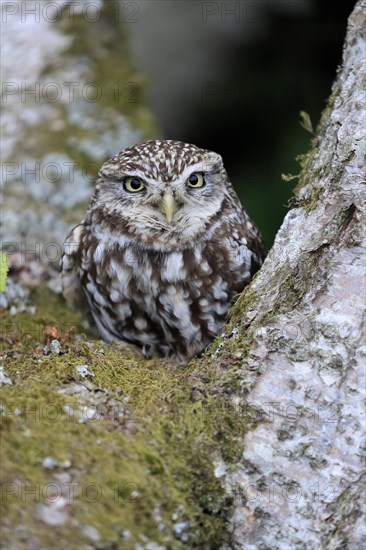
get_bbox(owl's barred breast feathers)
[61,139,265,363]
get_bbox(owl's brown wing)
[60,224,94,326]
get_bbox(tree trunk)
[219,1,365,547]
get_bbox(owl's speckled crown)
[100,139,215,183]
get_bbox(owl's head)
[92,140,234,249]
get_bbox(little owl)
[61,140,264,363]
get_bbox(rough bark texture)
[221,2,365,547]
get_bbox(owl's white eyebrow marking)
[113,168,151,181]
[115,162,212,187]
[170,161,217,183]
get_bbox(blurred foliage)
[0,253,9,292]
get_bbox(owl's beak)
[161,190,175,223]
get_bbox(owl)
[61,140,264,363]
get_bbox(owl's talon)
[157,345,174,359]
[142,344,153,359]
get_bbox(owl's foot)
[156,345,174,359]
[142,343,176,361]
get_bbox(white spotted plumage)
[61,139,265,363]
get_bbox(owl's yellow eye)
[186,172,205,188]
[124,177,145,192]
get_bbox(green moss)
[286,82,345,213]
[284,145,323,211]
[0,286,255,548]
[229,286,258,322]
